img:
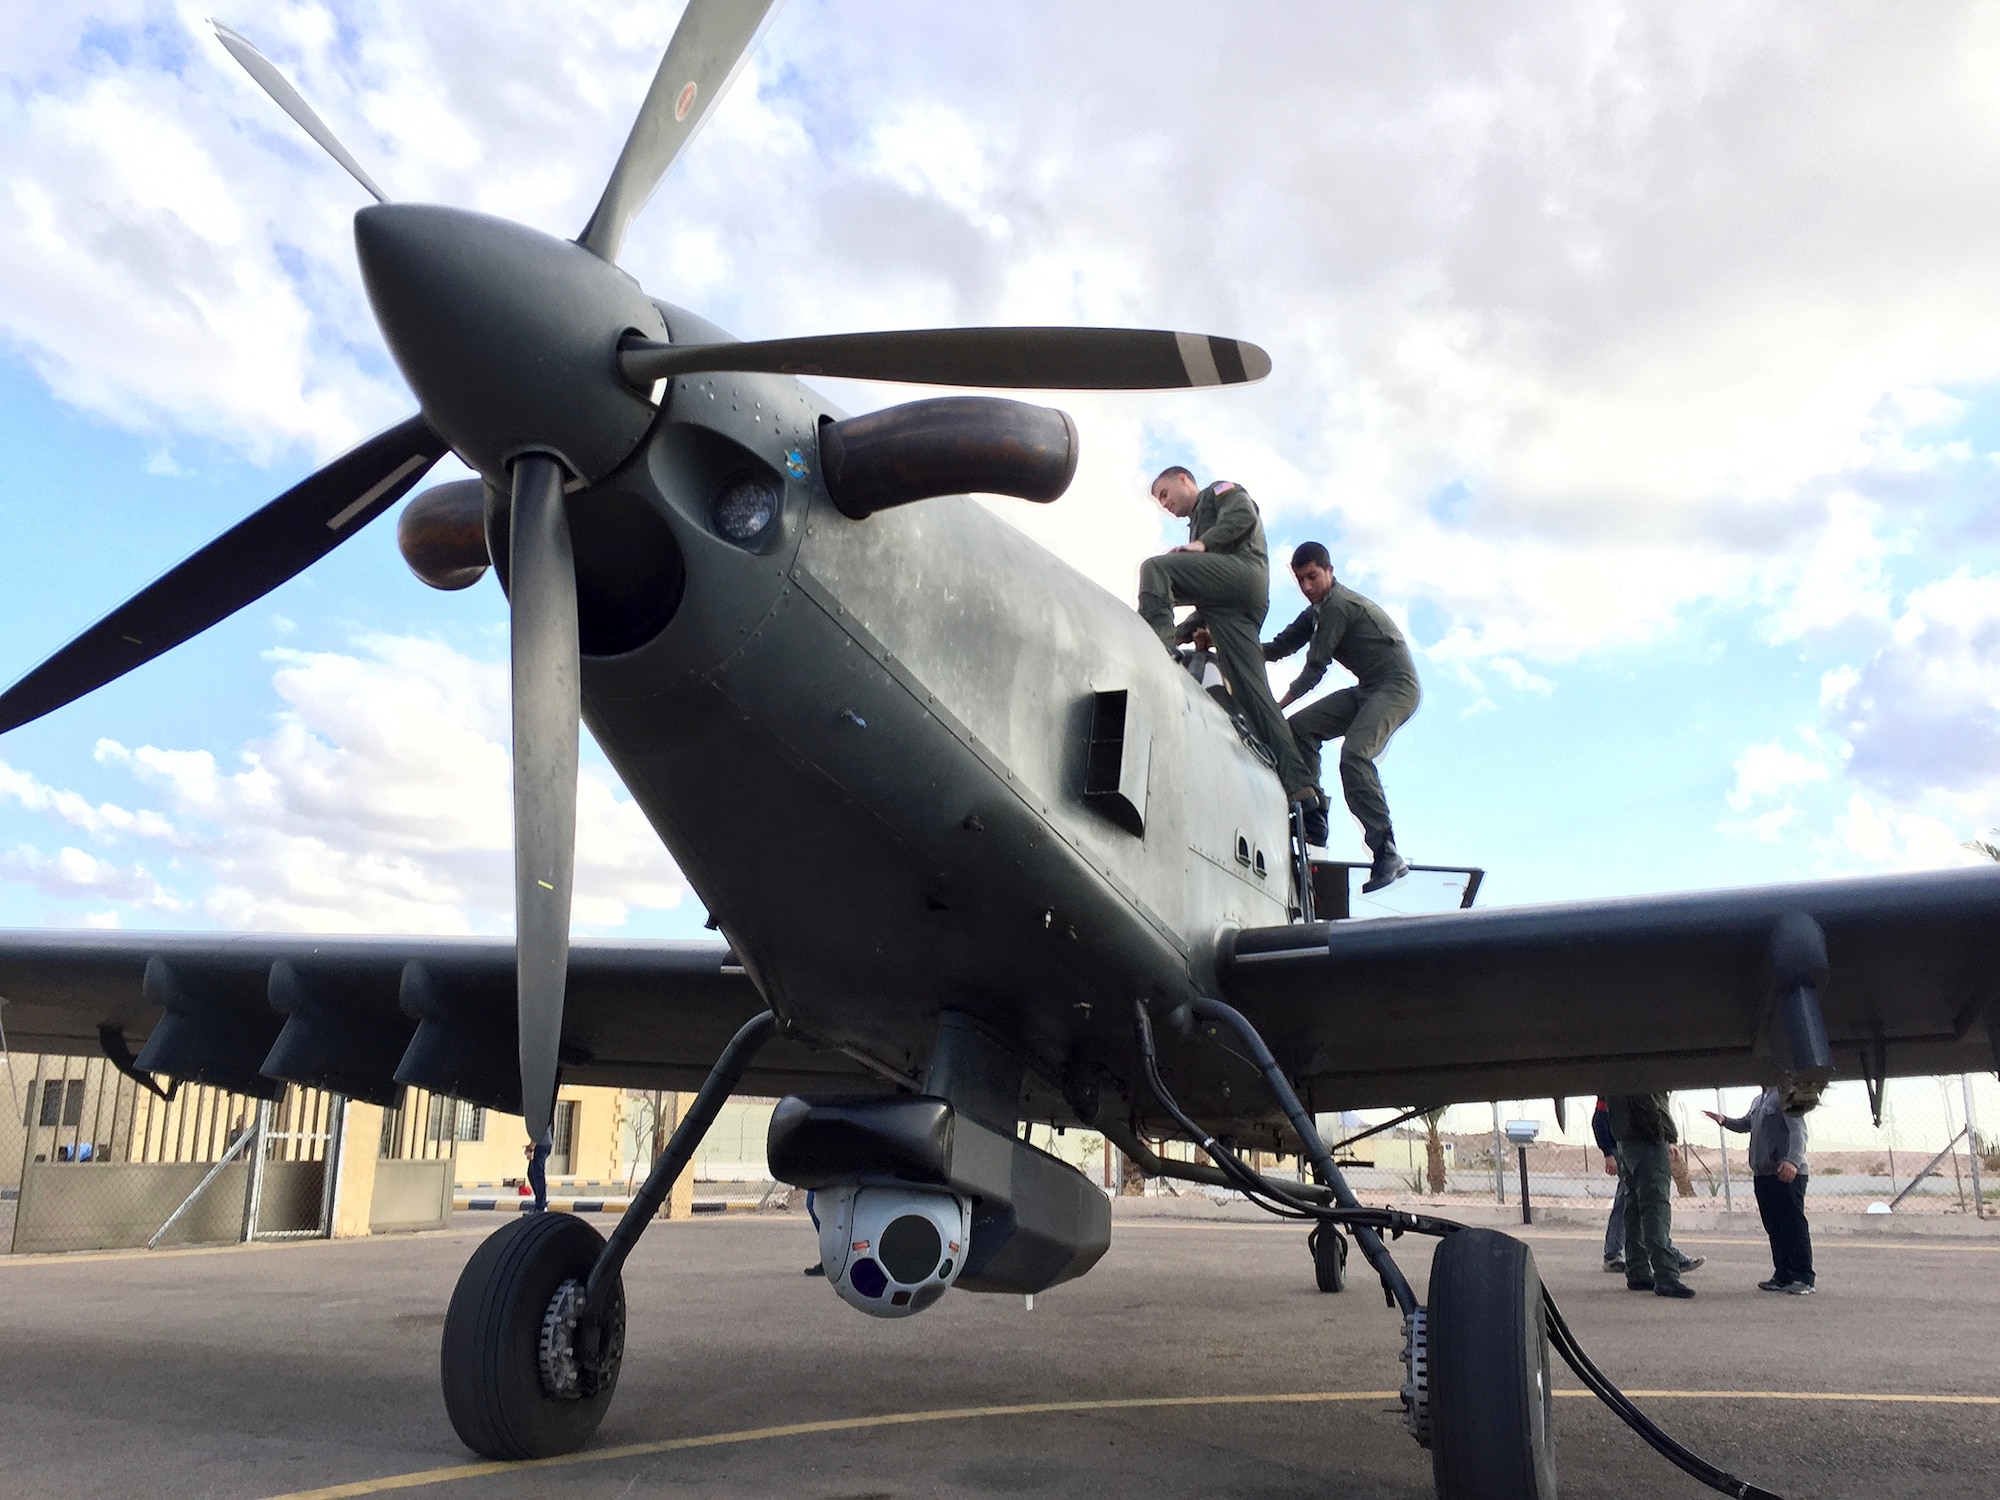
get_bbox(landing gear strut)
[439,1011,778,1460]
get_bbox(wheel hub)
[538,1277,624,1401]
[1400,1306,1431,1449]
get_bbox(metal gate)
[5,1052,340,1254]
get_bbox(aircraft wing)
[0,930,885,1109]
[1219,866,2000,1110]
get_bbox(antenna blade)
[577,0,780,264]
[618,326,1275,391]
[211,20,389,203]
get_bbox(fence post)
[239,1097,271,1243]
[1715,1088,1731,1211]
[1489,1103,1506,1204]
[1963,1076,1985,1221]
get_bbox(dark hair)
[1291,541,1332,572]
[1153,465,1196,487]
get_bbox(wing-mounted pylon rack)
[1306,860,1485,921]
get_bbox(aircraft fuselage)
[566,303,1297,1140]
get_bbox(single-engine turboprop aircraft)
[3,8,1997,1498]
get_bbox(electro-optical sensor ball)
[814,1185,971,1319]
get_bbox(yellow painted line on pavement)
[1114,1221,2000,1253]
[261,1387,1999,1499]
[1565,1390,2000,1404]
[262,1392,1399,1498]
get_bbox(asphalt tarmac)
[0,1205,1994,1499]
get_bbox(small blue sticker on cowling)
[785,448,808,479]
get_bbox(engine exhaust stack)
[820,397,1079,520]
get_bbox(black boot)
[1361,834,1408,893]
[1300,797,1329,847]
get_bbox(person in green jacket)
[1607,1092,1694,1299]
[1139,468,1316,809]
[1263,541,1420,891]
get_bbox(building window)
[423,1096,486,1143]
[29,1079,85,1129]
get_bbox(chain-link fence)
[1300,1075,1998,1222]
[2,1051,346,1253]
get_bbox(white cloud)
[9,3,2000,664]
[1726,737,1831,813]
[0,844,187,911]
[1724,573,2000,868]
[0,758,179,843]
[6,636,688,934]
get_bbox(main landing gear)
[1134,997,1778,1500]
[1418,1228,1555,1500]
[441,1212,626,1459]
[439,1011,778,1461]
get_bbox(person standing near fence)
[1706,1092,1813,1294]
[1594,1097,1702,1277]
[1607,1092,1695,1298]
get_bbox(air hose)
[1134,998,1784,1500]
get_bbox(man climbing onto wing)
[1264,541,1420,892]
[1139,468,1318,813]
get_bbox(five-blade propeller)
[0,416,445,735]
[212,22,389,204]
[3,5,1277,1147]
[578,0,780,264]
[620,326,1272,391]
[505,457,581,1145]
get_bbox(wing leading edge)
[0,930,883,1110]
[1220,865,2000,1109]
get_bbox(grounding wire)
[1133,998,1785,1500]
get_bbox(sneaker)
[1782,1282,1816,1296]
[1675,1254,1706,1274]
[1625,1278,1655,1292]
[1757,1278,1789,1292]
[1603,1258,1626,1274]
[1654,1280,1696,1300]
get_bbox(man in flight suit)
[1140,468,1317,808]
[1263,542,1420,892]
[1607,1092,1694,1299]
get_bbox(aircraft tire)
[1425,1228,1555,1500]
[1307,1224,1347,1293]
[441,1212,624,1460]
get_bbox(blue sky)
[5,1,2000,942]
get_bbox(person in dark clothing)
[1592,1096,1702,1276]
[1262,542,1420,892]
[1706,1091,1814,1294]
[1140,468,1317,807]
[525,1135,551,1213]
[1606,1092,1694,1298]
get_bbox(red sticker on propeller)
[675,81,698,121]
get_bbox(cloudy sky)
[4,0,2000,941]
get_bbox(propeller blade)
[0,415,445,736]
[507,454,580,1145]
[618,326,1273,392]
[212,21,389,204]
[576,0,780,263]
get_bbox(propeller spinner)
[0,2,1272,1146]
